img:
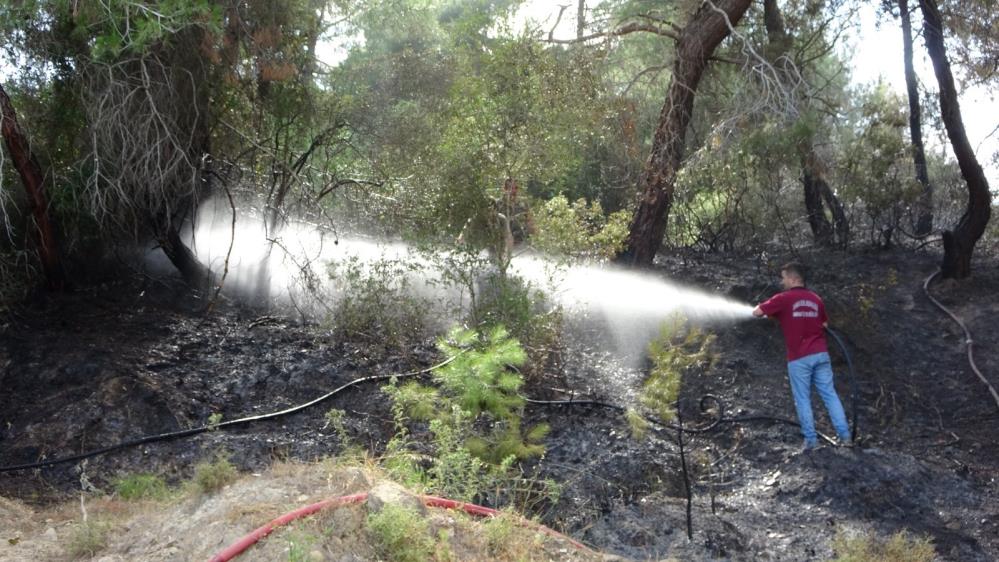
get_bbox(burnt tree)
[899,0,934,236]
[919,0,992,278]
[619,0,753,266]
[764,0,847,247]
[0,82,65,289]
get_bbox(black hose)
[0,356,457,474]
[922,269,999,410]
[824,326,860,440]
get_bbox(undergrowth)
[382,325,558,510]
[112,473,170,501]
[191,452,238,494]
[66,519,112,559]
[367,504,436,562]
[631,314,716,437]
[832,528,935,562]
[328,255,431,353]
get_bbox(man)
[753,262,851,450]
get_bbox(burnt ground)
[1,247,997,560]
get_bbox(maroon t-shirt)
[758,287,829,361]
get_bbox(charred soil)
[1,248,997,560]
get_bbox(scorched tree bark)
[899,0,934,237]
[919,0,992,279]
[619,0,753,266]
[0,82,65,289]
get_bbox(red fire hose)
[208,491,590,561]
[208,492,369,562]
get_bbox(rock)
[365,482,426,516]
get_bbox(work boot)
[802,439,820,452]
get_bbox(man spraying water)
[753,262,852,450]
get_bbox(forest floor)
[0,247,997,561]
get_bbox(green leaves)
[434,325,527,419]
[640,315,716,422]
[68,0,222,59]
[532,194,630,260]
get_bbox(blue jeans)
[787,352,850,445]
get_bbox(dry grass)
[0,456,599,561]
[832,528,936,562]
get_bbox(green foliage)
[469,269,565,384]
[465,418,549,465]
[832,529,935,562]
[324,408,352,445]
[384,382,441,425]
[672,117,795,252]
[285,527,319,562]
[67,519,112,559]
[191,452,238,494]
[532,195,631,260]
[433,326,527,419]
[426,407,488,501]
[366,504,435,562]
[113,473,170,501]
[641,315,716,422]
[207,412,223,430]
[328,255,432,351]
[60,0,222,59]
[483,510,517,553]
[625,408,651,440]
[382,325,551,505]
[381,435,427,490]
[837,83,919,246]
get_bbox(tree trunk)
[0,82,65,289]
[802,165,834,245]
[819,173,849,246]
[160,224,212,292]
[919,0,992,279]
[619,0,753,266]
[900,0,934,236]
[764,0,845,247]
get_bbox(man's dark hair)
[781,262,807,284]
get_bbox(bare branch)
[623,64,670,95]
[545,21,680,44]
[548,4,570,42]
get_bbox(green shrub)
[113,473,169,501]
[382,325,552,505]
[425,407,487,501]
[470,271,564,383]
[192,453,238,494]
[532,195,630,260]
[328,255,431,351]
[832,529,935,562]
[381,434,428,490]
[433,326,527,419]
[625,408,651,440]
[66,519,111,559]
[323,408,352,445]
[641,315,716,422]
[367,504,434,562]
